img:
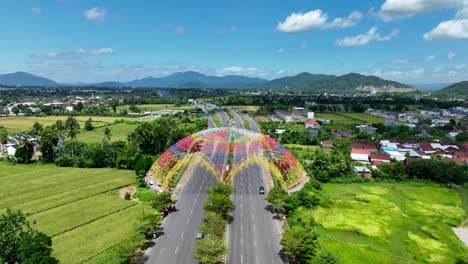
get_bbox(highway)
[230,110,245,129]
[229,164,284,264]
[217,109,231,127]
[144,142,225,264]
[241,113,261,133]
[206,113,217,129]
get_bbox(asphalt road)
[229,164,284,264]
[241,113,261,133]
[230,110,245,129]
[206,113,217,129]
[217,109,231,127]
[144,143,225,264]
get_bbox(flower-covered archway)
[147,128,306,191]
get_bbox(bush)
[135,188,156,202]
[124,192,131,200]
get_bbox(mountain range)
[1,70,464,94]
[436,81,468,95]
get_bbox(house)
[275,110,293,123]
[331,129,351,138]
[369,153,391,164]
[292,107,307,117]
[307,112,315,119]
[351,140,378,152]
[318,119,332,125]
[354,166,371,178]
[447,128,464,139]
[305,120,320,129]
[383,117,400,127]
[321,140,333,149]
[351,149,371,163]
[356,124,377,134]
[431,119,451,128]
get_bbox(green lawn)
[315,112,384,125]
[0,162,148,263]
[284,144,319,160]
[312,182,467,264]
[77,122,140,143]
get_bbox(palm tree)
[65,116,80,139]
[103,127,112,142]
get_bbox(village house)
[305,119,320,137]
[331,129,351,138]
[356,123,377,134]
[275,110,293,123]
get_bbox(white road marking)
[174,244,179,254]
[241,254,243,263]
[160,247,164,255]
[180,232,184,239]
[257,256,259,264]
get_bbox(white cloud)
[216,66,265,77]
[455,64,466,70]
[32,7,42,14]
[84,7,107,21]
[377,0,463,21]
[426,55,436,61]
[172,27,186,35]
[448,51,456,60]
[336,27,399,46]
[424,19,468,40]
[448,70,458,76]
[89,48,114,56]
[393,59,409,64]
[277,10,362,33]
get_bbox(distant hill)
[436,81,468,95]
[410,83,453,91]
[263,72,415,93]
[0,71,57,86]
[124,71,267,88]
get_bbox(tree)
[152,192,175,211]
[84,118,94,131]
[76,102,84,112]
[0,209,54,264]
[455,132,468,143]
[0,126,8,146]
[193,236,227,264]
[129,105,141,114]
[206,182,234,196]
[203,192,234,218]
[135,211,162,239]
[15,139,34,164]
[199,212,226,238]
[32,122,43,135]
[55,120,65,136]
[281,227,318,264]
[110,99,119,114]
[11,106,20,116]
[65,116,80,139]
[267,186,291,216]
[103,127,112,142]
[39,127,58,163]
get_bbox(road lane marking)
[180,232,184,239]
[257,256,259,264]
[175,244,179,254]
[160,247,164,255]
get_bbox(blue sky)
[0,0,467,84]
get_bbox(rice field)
[313,182,467,264]
[226,105,260,112]
[0,161,148,263]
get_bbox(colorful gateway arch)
[147,127,306,191]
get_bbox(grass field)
[117,104,195,112]
[77,122,140,143]
[0,116,127,133]
[0,162,147,263]
[284,144,319,160]
[315,112,384,125]
[211,113,222,127]
[311,182,467,264]
[226,105,260,112]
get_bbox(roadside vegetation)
[193,183,233,264]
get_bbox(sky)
[0,0,467,84]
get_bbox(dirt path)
[119,186,137,200]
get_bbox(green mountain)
[0,71,57,86]
[263,72,414,93]
[436,81,468,95]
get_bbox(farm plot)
[313,182,467,264]
[0,162,147,263]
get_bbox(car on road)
[259,186,265,194]
[196,233,204,240]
